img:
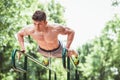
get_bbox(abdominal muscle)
[37,39,59,50]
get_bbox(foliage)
[77,14,120,80]
[111,0,120,6]
[1,0,120,80]
[0,0,66,80]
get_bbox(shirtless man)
[17,10,78,59]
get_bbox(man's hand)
[67,49,79,65]
[17,49,25,60]
[67,49,78,57]
[21,49,25,53]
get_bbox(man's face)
[33,20,47,30]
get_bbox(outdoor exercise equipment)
[62,48,80,80]
[11,48,80,80]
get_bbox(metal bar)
[49,57,51,80]
[54,73,57,80]
[11,49,56,73]
[70,57,77,69]
[11,49,27,73]
[23,56,27,80]
[70,57,81,71]
[13,67,27,73]
[67,57,70,80]
[49,70,51,80]
[12,49,59,80]
[75,69,79,80]
[24,53,56,72]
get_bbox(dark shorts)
[38,41,63,58]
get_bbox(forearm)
[17,33,25,50]
[66,31,75,49]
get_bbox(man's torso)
[28,24,59,50]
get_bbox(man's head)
[32,10,46,21]
[32,10,47,30]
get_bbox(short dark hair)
[32,10,46,21]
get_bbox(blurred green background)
[0,0,120,80]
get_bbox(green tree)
[77,15,120,80]
[0,0,65,80]
[111,0,120,6]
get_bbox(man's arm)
[56,26,75,49]
[65,27,75,49]
[17,27,30,51]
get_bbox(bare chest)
[31,30,58,42]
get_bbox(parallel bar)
[12,49,58,80]
[70,57,77,69]
[12,49,27,73]
[49,57,51,80]
[23,56,27,80]
[67,57,70,80]
[24,53,56,72]
[70,57,81,71]
[49,70,51,80]
[55,73,57,80]
[75,69,79,80]
[70,57,80,80]
[13,67,27,73]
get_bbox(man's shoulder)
[23,24,34,33]
[47,22,62,29]
[47,23,65,34]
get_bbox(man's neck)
[37,26,48,32]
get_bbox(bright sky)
[41,0,120,49]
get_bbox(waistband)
[39,41,61,52]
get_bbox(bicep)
[18,28,29,36]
